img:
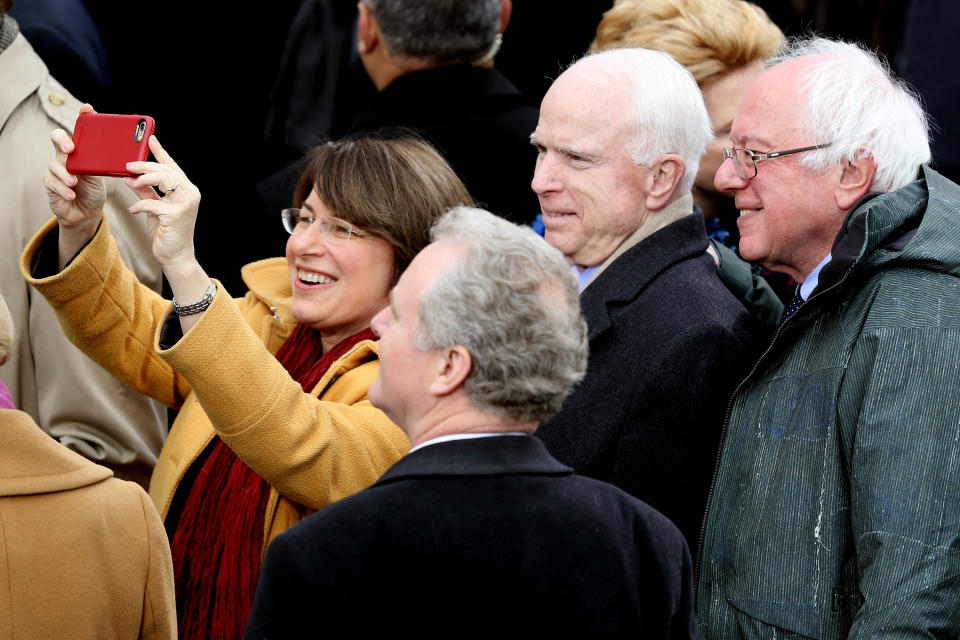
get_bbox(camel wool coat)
[0,408,175,639]
[21,215,409,553]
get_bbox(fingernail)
[125,162,134,169]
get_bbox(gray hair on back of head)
[566,48,713,194]
[415,207,588,424]
[767,36,930,193]
[362,0,501,66]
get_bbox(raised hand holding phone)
[44,104,107,269]
[124,136,202,268]
[126,136,213,333]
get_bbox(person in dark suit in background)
[258,0,540,225]
[530,48,763,548]
[245,206,698,640]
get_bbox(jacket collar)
[803,165,960,309]
[580,204,708,341]
[237,256,381,391]
[374,435,571,486]
[0,409,112,496]
[581,192,694,290]
[240,257,297,324]
[0,34,44,131]
[380,65,524,99]
[348,65,528,132]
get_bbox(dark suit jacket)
[257,64,540,226]
[245,436,698,639]
[340,65,540,224]
[536,213,762,548]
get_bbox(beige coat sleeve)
[1,39,166,485]
[158,288,410,510]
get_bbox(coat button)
[48,93,65,106]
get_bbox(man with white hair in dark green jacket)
[698,36,960,638]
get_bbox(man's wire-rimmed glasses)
[281,209,368,244]
[721,143,833,180]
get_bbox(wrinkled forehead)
[404,240,464,296]
[538,67,634,145]
[553,61,633,111]
[731,60,809,148]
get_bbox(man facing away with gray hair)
[698,36,960,638]
[244,207,698,639]
[349,0,538,223]
[530,47,763,549]
[261,0,540,224]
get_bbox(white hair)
[566,48,713,193]
[415,207,588,424]
[767,37,930,193]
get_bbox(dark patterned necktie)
[781,292,804,323]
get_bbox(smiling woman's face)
[285,188,396,348]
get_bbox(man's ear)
[356,2,379,54]
[499,0,512,34]
[835,152,877,211]
[644,154,686,210]
[429,345,472,397]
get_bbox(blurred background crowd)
[14,0,954,294]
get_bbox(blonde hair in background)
[0,292,14,368]
[591,0,784,86]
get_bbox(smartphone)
[66,113,156,177]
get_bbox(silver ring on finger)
[162,182,180,198]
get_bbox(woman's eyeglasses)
[281,209,367,244]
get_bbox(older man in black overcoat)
[244,208,698,639]
[530,48,763,547]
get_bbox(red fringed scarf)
[171,323,377,640]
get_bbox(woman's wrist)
[163,259,214,334]
[57,217,101,271]
[163,258,209,299]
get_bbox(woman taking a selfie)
[23,117,472,639]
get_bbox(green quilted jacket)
[697,166,960,638]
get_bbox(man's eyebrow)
[733,132,773,150]
[558,144,585,156]
[529,135,599,161]
[303,201,315,213]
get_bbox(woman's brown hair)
[293,132,473,282]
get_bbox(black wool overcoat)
[245,436,698,640]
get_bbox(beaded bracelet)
[172,282,217,316]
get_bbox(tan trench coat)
[0,34,166,487]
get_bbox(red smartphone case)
[65,113,156,177]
